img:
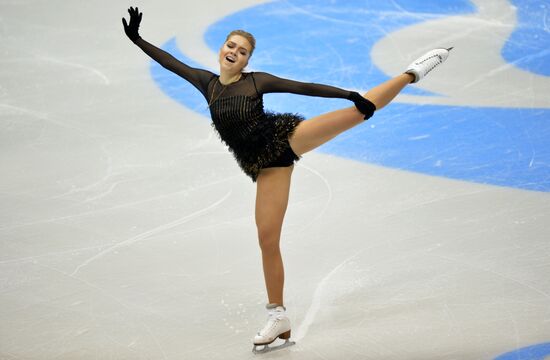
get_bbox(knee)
[257,224,281,254]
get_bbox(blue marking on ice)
[150,39,210,117]
[494,342,550,360]
[502,0,550,76]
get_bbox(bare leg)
[289,73,414,156]
[255,166,294,305]
[365,73,413,110]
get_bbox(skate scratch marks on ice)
[37,55,111,85]
[290,163,333,233]
[71,191,232,276]
[294,251,361,342]
[39,262,169,360]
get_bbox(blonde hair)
[225,30,256,56]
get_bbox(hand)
[348,91,376,119]
[122,6,142,42]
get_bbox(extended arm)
[254,71,351,98]
[254,72,375,118]
[134,38,213,93]
[122,7,214,98]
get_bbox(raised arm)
[122,7,214,98]
[253,72,375,118]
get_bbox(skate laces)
[259,317,280,335]
[415,53,443,75]
[258,306,287,335]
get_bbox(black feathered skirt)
[211,111,304,182]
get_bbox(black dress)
[134,38,375,181]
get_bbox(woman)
[122,7,451,352]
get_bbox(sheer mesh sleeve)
[134,38,215,99]
[252,71,352,99]
[252,71,375,119]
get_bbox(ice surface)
[1,0,549,359]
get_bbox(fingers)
[123,6,142,41]
[127,7,140,15]
[126,6,142,20]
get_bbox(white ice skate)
[252,304,295,354]
[405,47,453,83]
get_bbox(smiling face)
[218,35,253,74]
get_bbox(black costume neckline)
[217,72,248,86]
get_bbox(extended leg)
[289,46,453,156]
[364,73,413,110]
[289,73,412,156]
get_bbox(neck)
[219,71,242,85]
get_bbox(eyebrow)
[227,41,249,53]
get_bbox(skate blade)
[252,339,295,354]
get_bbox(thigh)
[288,106,363,156]
[263,140,299,169]
[255,166,293,233]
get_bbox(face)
[219,35,252,73]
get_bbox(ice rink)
[1,0,549,359]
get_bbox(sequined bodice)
[209,94,265,145]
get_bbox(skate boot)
[252,304,295,354]
[405,47,453,83]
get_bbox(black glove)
[122,7,142,43]
[348,91,376,120]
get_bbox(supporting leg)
[255,166,294,305]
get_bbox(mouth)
[225,55,236,64]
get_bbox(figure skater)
[122,6,451,353]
